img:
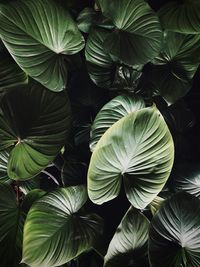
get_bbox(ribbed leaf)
[0,0,85,91]
[22,185,103,266]
[149,192,200,267]
[172,163,200,198]
[104,206,149,267]
[150,31,200,103]
[0,183,26,267]
[88,106,174,209]
[0,52,28,90]
[97,0,162,65]
[77,7,97,33]
[90,94,145,152]
[0,149,11,183]
[19,176,41,195]
[85,28,116,88]
[158,0,200,34]
[0,83,71,180]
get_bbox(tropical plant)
[0,0,200,266]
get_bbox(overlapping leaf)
[158,0,200,34]
[85,28,116,88]
[0,52,28,90]
[149,192,200,267]
[104,206,149,267]
[0,149,11,183]
[0,82,71,180]
[150,31,200,103]
[96,0,162,65]
[22,185,103,266]
[90,94,145,152]
[0,0,85,91]
[0,183,26,267]
[88,106,174,209]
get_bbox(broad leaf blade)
[0,83,71,180]
[88,106,174,209]
[0,149,11,183]
[0,0,85,91]
[158,1,200,34]
[98,0,162,65]
[149,192,200,267]
[22,185,103,266]
[90,94,145,152]
[104,206,149,267]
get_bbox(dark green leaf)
[77,8,97,33]
[19,175,41,195]
[97,0,162,65]
[0,183,26,266]
[0,52,28,91]
[22,185,103,266]
[149,31,200,103]
[0,0,85,91]
[85,28,116,88]
[149,192,200,267]
[104,206,149,267]
[21,189,46,213]
[0,83,71,180]
[158,0,200,34]
[90,94,145,152]
[88,106,174,209]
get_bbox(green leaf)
[97,0,162,65]
[149,192,200,267]
[90,94,145,152]
[0,52,28,91]
[88,106,174,209]
[0,82,71,180]
[0,0,85,91]
[149,31,200,103]
[0,149,11,183]
[149,195,164,216]
[104,206,149,267]
[22,185,103,266]
[19,175,41,195]
[172,162,200,198]
[158,0,200,34]
[0,183,26,266]
[85,28,116,88]
[77,8,97,33]
[21,189,46,213]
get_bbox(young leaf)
[104,206,149,267]
[90,94,145,152]
[0,83,71,180]
[22,185,103,266]
[0,0,85,91]
[149,192,200,267]
[88,106,174,209]
[97,0,162,65]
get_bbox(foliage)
[0,0,200,266]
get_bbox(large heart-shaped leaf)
[147,31,200,103]
[97,0,162,65]
[172,162,200,198]
[88,106,174,209]
[158,0,200,34]
[104,206,149,267]
[0,183,26,267]
[0,82,71,180]
[0,52,28,91]
[0,0,85,91]
[22,185,103,266]
[85,28,116,88]
[90,94,145,152]
[149,192,200,267]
